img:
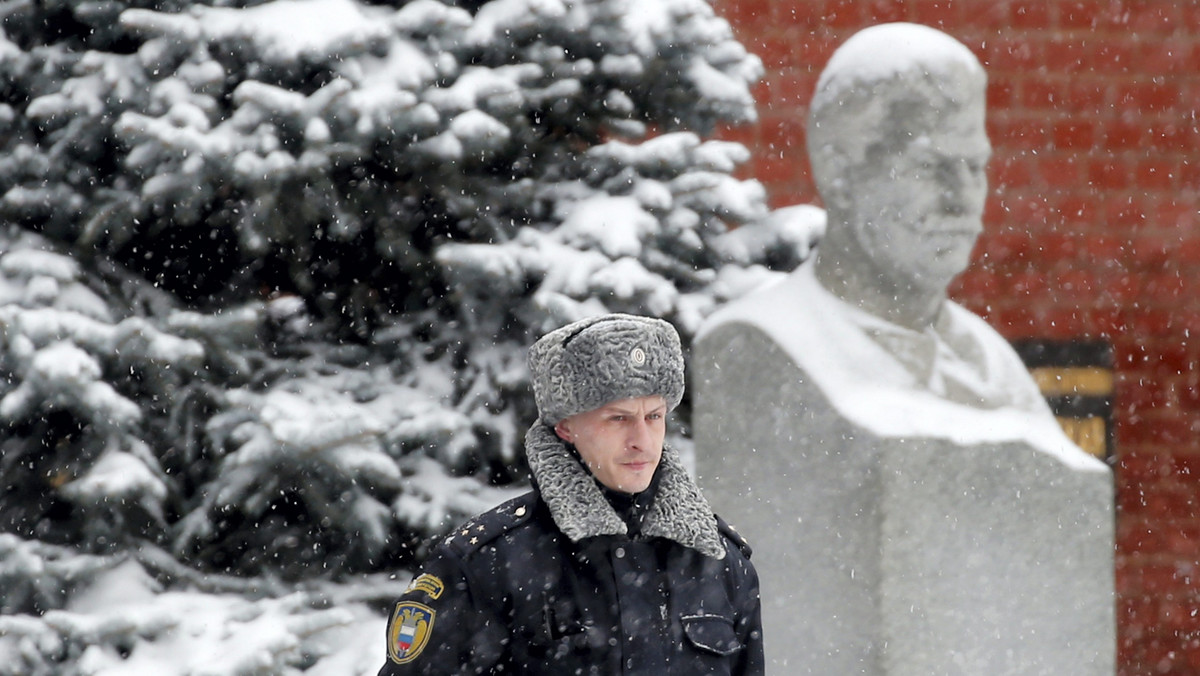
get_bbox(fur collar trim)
[525,422,725,559]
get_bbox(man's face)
[842,73,991,295]
[554,395,666,494]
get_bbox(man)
[693,23,1113,674]
[380,313,764,675]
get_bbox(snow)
[815,22,983,104]
[465,0,566,47]
[56,559,394,676]
[555,195,656,259]
[701,262,1107,472]
[61,450,167,508]
[191,0,391,64]
[620,0,672,58]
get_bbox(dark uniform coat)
[379,423,764,675]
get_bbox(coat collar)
[524,422,725,559]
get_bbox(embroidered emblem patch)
[406,573,445,600]
[388,602,436,664]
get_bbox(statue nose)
[940,165,984,215]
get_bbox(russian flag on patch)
[397,620,418,653]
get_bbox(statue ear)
[811,144,854,212]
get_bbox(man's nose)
[627,419,653,451]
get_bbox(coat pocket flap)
[681,613,741,656]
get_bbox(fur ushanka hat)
[528,314,685,425]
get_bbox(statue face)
[838,69,991,295]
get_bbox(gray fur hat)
[528,313,685,424]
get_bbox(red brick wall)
[712,1,1200,674]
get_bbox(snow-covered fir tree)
[0,0,823,670]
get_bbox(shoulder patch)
[715,515,752,559]
[405,572,445,600]
[387,600,436,664]
[442,491,538,556]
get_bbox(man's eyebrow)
[601,404,666,416]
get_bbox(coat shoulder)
[714,514,753,559]
[440,491,541,558]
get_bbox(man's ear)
[554,419,573,443]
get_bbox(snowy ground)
[0,556,409,675]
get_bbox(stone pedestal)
[693,321,1115,675]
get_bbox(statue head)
[807,23,991,304]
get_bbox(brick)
[1097,272,1144,307]
[1008,0,1052,29]
[1103,196,1151,230]
[713,122,759,148]
[1180,159,1200,188]
[979,37,1041,72]
[988,305,1041,334]
[1057,0,1114,29]
[1116,81,1181,114]
[1182,4,1200,28]
[1121,482,1200,523]
[1062,78,1110,109]
[908,0,965,29]
[812,0,870,29]
[1040,155,1082,188]
[1115,604,1153,661]
[1163,520,1200,558]
[754,29,822,71]
[1137,158,1178,191]
[1145,120,1195,153]
[1146,200,1189,235]
[1044,35,1091,74]
[1104,119,1147,149]
[1019,79,1062,110]
[985,79,1016,109]
[1126,2,1182,35]
[1091,41,1136,75]
[1169,452,1200,480]
[752,154,799,187]
[1117,517,1170,555]
[990,115,1051,150]
[764,70,818,108]
[760,0,814,28]
[766,186,813,211]
[1126,561,1200,596]
[1134,39,1196,75]
[1052,119,1096,149]
[1087,157,1132,191]
[991,154,1036,187]
[1033,232,1085,260]
[975,229,1037,263]
[759,115,807,155]
[860,0,907,24]
[714,0,774,30]
[771,30,839,74]
[960,1,1014,30]
[1141,270,1187,303]
[1113,449,1171,487]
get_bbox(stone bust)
[701,22,1073,446]
[693,23,1113,674]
